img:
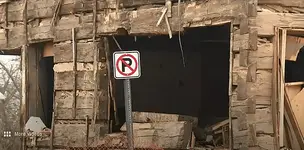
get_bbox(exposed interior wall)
[4,0,260,149]
[113,24,230,130]
[256,1,304,149]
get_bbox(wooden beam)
[279,29,287,147]
[258,0,304,7]
[257,11,304,36]
[20,45,28,150]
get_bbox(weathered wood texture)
[258,0,304,7]
[54,90,108,120]
[257,10,304,36]
[231,1,275,145]
[119,121,192,149]
[54,70,107,90]
[131,111,198,127]
[0,0,249,49]
[27,46,43,119]
[54,41,105,63]
[53,123,108,147]
[53,40,109,121]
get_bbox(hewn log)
[54,90,108,120]
[53,123,108,147]
[258,0,304,7]
[120,0,172,7]
[132,112,198,127]
[54,70,107,90]
[257,11,304,36]
[248,41,274,69]
[233,32,250,52]
[54,41,105,63]
[119,121,192,149]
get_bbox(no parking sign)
[113,51,141,79]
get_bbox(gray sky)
[0,55,19,63]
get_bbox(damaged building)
[0,0,304,149]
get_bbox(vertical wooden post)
[21,0,28,149]
[279,29,287,148]
[21,45,29,150]
[92,0,98,125]
[72,28,77,119]
[228,23,234,150]
[272,27,279,150]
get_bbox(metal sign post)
[124,79,134,149]
[113,51,141,150]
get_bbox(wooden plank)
[120,0,169,7]
[233,32,250,52]
[258,0,304,7]
[285,36,304,61]
[279,29,287,147]
[129,4,183,35]
[53,62,106,72]
[285,85,302,100]
[183,0,246,25]
[211,119,229,131]
[131,112,198,127]
[53,123,108,147]
[27,46,41,118]
[0,0,113,22]
[55,107,107,120]
[119,121,192,149]
[54,70,107,90]
[28,19,53,42]
[272,27,279,149]
[54,41,104,63]
[248,70,272,97]
[8,26,25,49]
[248,41,274,69]
[284,113,302,150]
[257,11,304,36]
[284,88,304,149]
[285,82,304,86]
[289,89,304,137]
[72,28,77,119]
[21,45,29,150]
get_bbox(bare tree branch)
[0,61,21,94]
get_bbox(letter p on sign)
[113,51,141,79]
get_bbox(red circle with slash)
[116,54,138,76]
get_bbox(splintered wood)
[96,112,196,149]
[284,83,304,149]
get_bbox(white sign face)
[113,51,141,79]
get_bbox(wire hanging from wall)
[178,0,186,67]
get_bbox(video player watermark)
[3,131,43,138]
[3,131,12,137]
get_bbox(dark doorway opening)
[37,42,54,128]
[111,24,231,145]
[285,46,304,83]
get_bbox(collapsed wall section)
[0,0,276,149]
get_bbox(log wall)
[253,0,304,149]
[0,0,284,149]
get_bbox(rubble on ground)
[95,112,230,149]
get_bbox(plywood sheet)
[290,89,304,137]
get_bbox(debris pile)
[96,112,230,149]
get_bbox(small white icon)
[3,131,12,137]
